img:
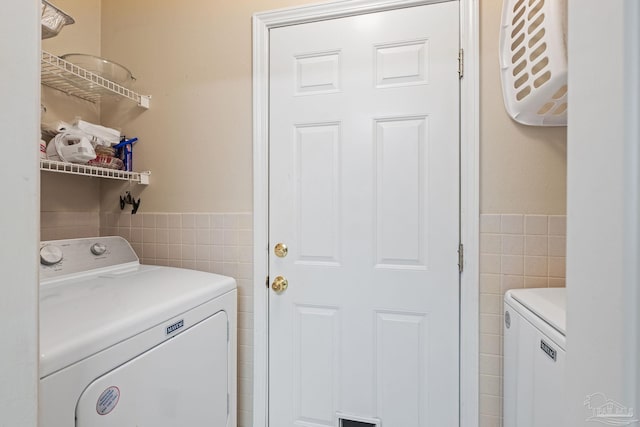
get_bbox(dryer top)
[505,287,566,336]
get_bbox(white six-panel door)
[269,2,460,426]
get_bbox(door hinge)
[458,48,464,79]
[265,275,270,288]
[458,243,464,273]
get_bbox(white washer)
[39,236,237,427]
[503,288,566,427]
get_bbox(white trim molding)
[459,0,480,425]
[252,1,479,426]
[566,1,640,424]
[0,1,41,425]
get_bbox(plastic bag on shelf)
[73,119,121,147]
[46,131,96,164]
[41,120,72,143]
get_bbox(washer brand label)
[96,386,120,415]
[166,319,184,335]
[540,339,557,362]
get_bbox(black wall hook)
[120,191,141,214]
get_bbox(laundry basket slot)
[499,0,567,126]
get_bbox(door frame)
[252,1,479,426]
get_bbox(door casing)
[252,1,480,426]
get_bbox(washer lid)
[507,287,566,336]
[40,265,236,378]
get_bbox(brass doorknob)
[271,276,288,293]
[274,243,288,258]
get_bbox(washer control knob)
[90,243,107,256]
[40,245,63,266]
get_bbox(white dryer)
[503,287,566,427]
[38,236,236,427]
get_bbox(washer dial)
[40,245,63,266]
[90,243,107,256]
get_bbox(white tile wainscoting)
[40,210,563,426]
[100,211,254,427]
[479,214,566,427]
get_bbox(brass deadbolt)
[274,243,288,258]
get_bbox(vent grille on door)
[337,415,381,427]
[340,419,376,427]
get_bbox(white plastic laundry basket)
[499,0,567,126]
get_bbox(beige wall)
[480,1,566,214]
[97,0,567,215]
[41,0,101,56]
[100,0,314,213]
[39,0,568,215]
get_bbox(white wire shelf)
[40,159,150,185]
[41,51,151,108]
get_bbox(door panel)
[294,305,341,425]
[376,311,428,426]
[269,3,460,426]
[374,116,429,269]
[295,123,341,264]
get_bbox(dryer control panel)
[40,236,139,281]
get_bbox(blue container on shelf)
[114,137,138,172]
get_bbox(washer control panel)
[40,236,139,280]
